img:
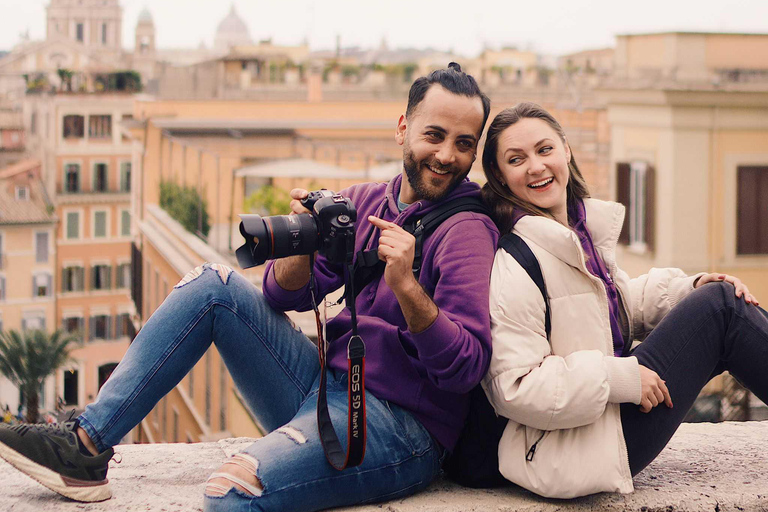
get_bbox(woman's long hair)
[481,102,590,234]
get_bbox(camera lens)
[236,213,320,268]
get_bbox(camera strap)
[309,252,367,470]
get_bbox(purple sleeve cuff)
[409,312,460,359]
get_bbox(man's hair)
[405,62,491,133]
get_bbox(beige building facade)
[0,160,57,412]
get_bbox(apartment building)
[0,160,57,412]
[23,90,136,412]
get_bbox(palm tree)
[0,329,79,423]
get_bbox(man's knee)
[204,453,262,498]
[175,262,236,289]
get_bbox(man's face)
[396,85,485,203]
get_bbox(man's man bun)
[448,62,462,72]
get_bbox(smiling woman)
[475,102,768,499]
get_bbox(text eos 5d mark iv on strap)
[235,189,366,470]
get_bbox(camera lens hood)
[236,214,269,269]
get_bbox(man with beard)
[0,63,498,512]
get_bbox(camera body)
[236,190,357,269]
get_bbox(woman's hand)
[695,273,759,306]
[638,365,673,413]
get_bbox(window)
[88,115,111,139]
[89,314,111,340]
[63,115,84,138]
[116,263,131,288]
[64,369,78,405]
[76,23,84,42]
[115,313,134,338]
[121,210,131,236]
[62,266,85,292]
[93,163,108,192]
[616,162,655,251]
[33,273,52,297]
[0,276,5,301]
[15,186,29,201]
[65,164,80,193]
[21,312,45,332]
[91,264,111,290]
[66,211,80,239]
[737,166,768,255]
[62,317,84,341]
[30,112,37,135]
[120,162,131,192]
[101,23,107,45]
[98,363,118,390]
[93,211,107,238]
[0,233,3,270]
[36,232,49,263]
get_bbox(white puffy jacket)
[482,198,703,498]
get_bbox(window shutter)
[106,266,112,290]
[616,163,631,245]
[89,317,94,341]
[67,212,78,239]
[644,165,656,252]
[47,274,52,296]
[737,167,765,255]
[36,233,49,263]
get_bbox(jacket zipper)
[526,431,547,462]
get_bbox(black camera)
[236,189,357,268]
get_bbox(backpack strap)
[405,197,490,276]
[498,233,551,340]
[351,196,490,299]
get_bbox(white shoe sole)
[0,440,112,502]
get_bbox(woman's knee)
[691,280,735,308]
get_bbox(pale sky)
[1,0,767,57]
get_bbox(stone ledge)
[3,421,768,511]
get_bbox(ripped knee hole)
[204,453,262,498]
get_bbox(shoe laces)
[7,410,78,438]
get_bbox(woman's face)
[494,117,572,224]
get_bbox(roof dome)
[214,4,252,52]
[138,8,153,24]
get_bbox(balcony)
[56,190,130,205]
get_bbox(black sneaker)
[0,418,114,502]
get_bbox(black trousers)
[621,281,768,475]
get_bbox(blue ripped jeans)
[78,264,442,512]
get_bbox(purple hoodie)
[263,174,499,450]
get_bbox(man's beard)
[402,145,469,202]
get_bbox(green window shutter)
[66,212,79,239]
[121,210,131,236]
[94,211,107,237]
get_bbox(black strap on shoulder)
[351,197,490,298]
[498,233,551,340]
